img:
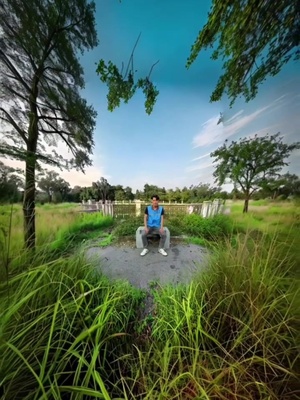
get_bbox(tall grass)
[0,204,114,263]
[0,202,299,399]
[0,203,81,256]
[131,232,299,399]
[1,232,298,398]
[0,254,143,399]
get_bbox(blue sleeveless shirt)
[146,206,164,228]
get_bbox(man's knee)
[141,229,148,237]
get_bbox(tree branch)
[0,108,28,144]
[0,49,32,93]
[148,60,160,79]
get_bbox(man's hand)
[159,227,165,235]
[144,227,149,234]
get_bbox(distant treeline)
[1,163,299,204]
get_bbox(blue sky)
[4,0,300,191]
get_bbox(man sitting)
[140,194,168,257]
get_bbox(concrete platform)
[86,242,209,289]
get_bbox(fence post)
[135,200,141,217]
[201,201,211,218]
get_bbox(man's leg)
[152,228,167,255]
[140,228,150,256]
[141,228,149,248]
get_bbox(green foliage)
[37,170,70,203]
[0,202,299,398]
[96,58,159,115]
[0,255,143,399]
[146,233,299,398]
[0,0,98,249]
[187,0,300,105]
[165,216,186,236]
[112,213,232,242]
[0,0,98,169]
[0,161,23,203]
[182,214,233,240]
[211,133,300,212]
[98,233,115,247]
[113,216,144,237]
[50,213,114,254]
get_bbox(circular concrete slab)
[86,242,209,289]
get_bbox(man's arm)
[144,207,148,231]
[160,207,164,231]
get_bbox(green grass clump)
[0,254,143,400]
[50,213,114,254]
[113,216,144,237]
[133,232,299,399]
[182,213,233,240]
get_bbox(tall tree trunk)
[243,196,249,213]
[23,149,36,249]
[23,76,39,249]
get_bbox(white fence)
[81,199,225,218]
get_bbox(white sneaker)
[158,248,167,256]
[140,248,149,256]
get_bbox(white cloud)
[192,106,270,149]
[191,152,210,162]
[223,104,270,139]
[192,94,290,150]
[226,109,244,123]
[192,116,223,148]
[186,160,213,173]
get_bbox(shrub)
[113,216,144,237]
[182,213,233,240]
[165,215,186,236]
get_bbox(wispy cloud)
[192,116,223,148]
[226,110,244,123]
[192,95,289,150]
[191,106,265,149]
[186,160,213,173]
[191,152,211,162]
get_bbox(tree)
[0,161,23,202]
[37,170,60,203]
[210,133,300,213]
[187,0,300,105]
[114,185,126,201]
[124,186,134,201]
[92,177,110,203]
[0,0,98,249]
[69,185,82,203]
[261,173,300,199]
[279,173,300,198]
[55,177,70,202]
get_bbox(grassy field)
[0,200,299,399]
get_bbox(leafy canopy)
[187,0,300,105]
[0,0,98,170]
